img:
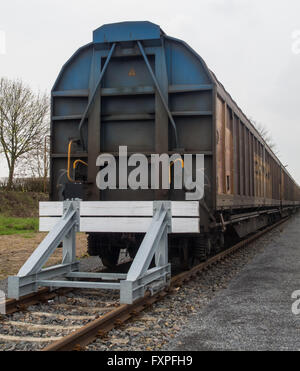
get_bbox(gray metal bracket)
[7,200,172,304]
[8,200,81,299]
[120,201,172,303]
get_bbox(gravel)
[0,216,296,351]
[0,287,121,351]
[169,213,300,351]
[0,250,129,351]
[86,218,290,351]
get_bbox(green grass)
[0,216,39,236]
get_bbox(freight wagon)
[49,21,300,268]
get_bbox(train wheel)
[99,241,120,268]
[193,235,211,262]
[87,233,120,268]
[127,234,144,259]
[100,247,120,269]
[211,233,221,254]
[214,232,224,253]
[87,233,99,256]
[182,242,194,270]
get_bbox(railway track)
[0,216,290,351]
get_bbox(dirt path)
[0,233,88,280]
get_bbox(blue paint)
[165,40,211,85]
[56,47,92,91]
[54,21,211,94]
[93,21,162,43]
[51,21,214,200]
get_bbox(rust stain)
[128,68,136,76]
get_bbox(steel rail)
[4,288,70,315]
[43,216,291,351]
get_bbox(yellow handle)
[169,158,184,184]
[67,140,75,182]
[67,140,88,182]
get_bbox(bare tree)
[0,78,49,189]
[16,135,50,178]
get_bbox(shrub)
[0,177,49,193]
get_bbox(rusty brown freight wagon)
[50,21,300,267]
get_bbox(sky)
[0,0,300,183]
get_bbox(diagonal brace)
[79,43,116,149]
[18,201,80,277]
[126,201,171,282]
[137,40,178,148]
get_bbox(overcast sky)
[0,0,299,183]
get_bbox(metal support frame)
[7,200,172,304]
[78,42,116,149]
[137,40,179,148]
[120,201,171,303]
[8,200,81,299]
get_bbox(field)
[0,190,48,218]
[0,233,88,280]
[0,216,38,236]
